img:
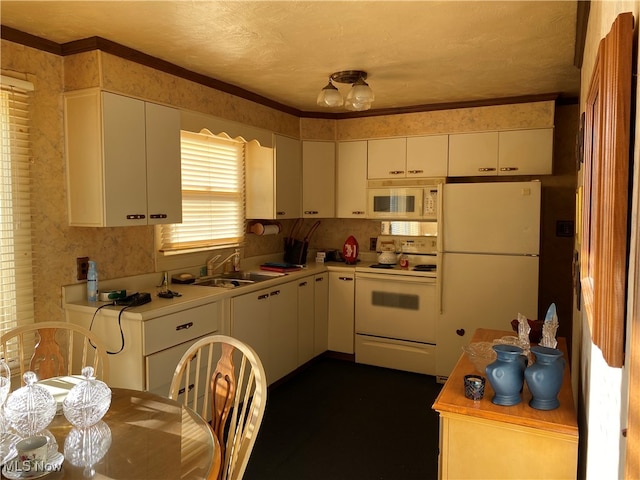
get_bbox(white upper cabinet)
[337,141,368,218]
[448,132,500,177]
[274,134,302,219]
[406,135,449,178]
[245,134,302,219]
[367,138,406,179]
[448,128,553,177]
[498,128,554,175]
[368,135,448,179]
[64,90,181,227]
[145,102,183,224]
[302,141,335,218]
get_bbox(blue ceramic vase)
[525,346,565,410]
[485,344,527,406]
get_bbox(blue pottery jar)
[525,346,565,410]
[485,344,527,406]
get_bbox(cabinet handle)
[456,328,465,337]
[408,169,424,174]
[150,213,168,219]
[304,210,319,215]
[176,322,193,331]
[389,170,405,175]
[315,277,324,282]
[338,276,354,281]
[299,281,308,287]
[258,293,269,300]
[477,167,497,172]
[277,211,286,216]
[126,214,146,220]
[270,290,281,296]
[352,211,365,215]
[499,167,519,172]
[178,383,195,396]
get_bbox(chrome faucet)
[206,251,240,276]
[206,254,221,276]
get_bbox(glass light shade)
[346,78,375,104]
[345,99,372,111]
[316,81,343,107]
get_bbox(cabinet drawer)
[143,302,220,355]
[145,335,212,401]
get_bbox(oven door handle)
[355,272,436,284]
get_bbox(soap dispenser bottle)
[233,248,241,272]
[87,260,98,301]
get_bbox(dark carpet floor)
[244,357,443,480]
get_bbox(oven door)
[355,272,436,344]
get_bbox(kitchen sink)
[192,271,281,288]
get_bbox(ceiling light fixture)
[316,70,374,111]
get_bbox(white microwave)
[367,187,439,220]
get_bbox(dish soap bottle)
[233,248,241,272]
[87,260,98,301]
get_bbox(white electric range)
[354,235,439,376]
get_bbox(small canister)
[399,254,409,269]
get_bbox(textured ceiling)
[1,1,580,113]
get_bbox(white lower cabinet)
[328,271,355,354]
[297,276,315,364]
[65,301,222,395]
[231,281,298,385]
[297,272,330,365]
[313,273,329,356]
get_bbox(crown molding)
[2,25,575,119]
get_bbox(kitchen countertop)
[62,260,364,321]
[432,328,578,437]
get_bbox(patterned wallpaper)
[1,39,566,325]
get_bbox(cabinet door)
[274,134,302,219]
[245,141,276,219]
[145,102,182,224]
[498,128,553,175]
[231,289,271,380]
[367,138,407,179]
[268,281,298,382]
[302,141,335,218]
[448,132,499,177]
[102,92,147,226]
[337,141,367,218]
[313,273,329,355]
[328,272,355,354]
[406,135,448,178]
[297,276,315,364]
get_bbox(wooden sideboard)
[432,328,578,479]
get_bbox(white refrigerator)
[436,181,541,379]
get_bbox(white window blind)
[0,76,35,362]
[159,129,245,253]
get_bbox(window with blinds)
[0,76,35,361]
[159,129,245,253]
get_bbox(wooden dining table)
[4,386,221,480]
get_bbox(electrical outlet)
[369,237,377,251]
[77,257,89,281]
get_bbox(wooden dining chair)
[169,334,267,480]
[0,321,110,384]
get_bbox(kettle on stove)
[377,240,398,264]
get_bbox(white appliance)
[436,181,541,381]
[367,186,439,220]
[355,235,438,375]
